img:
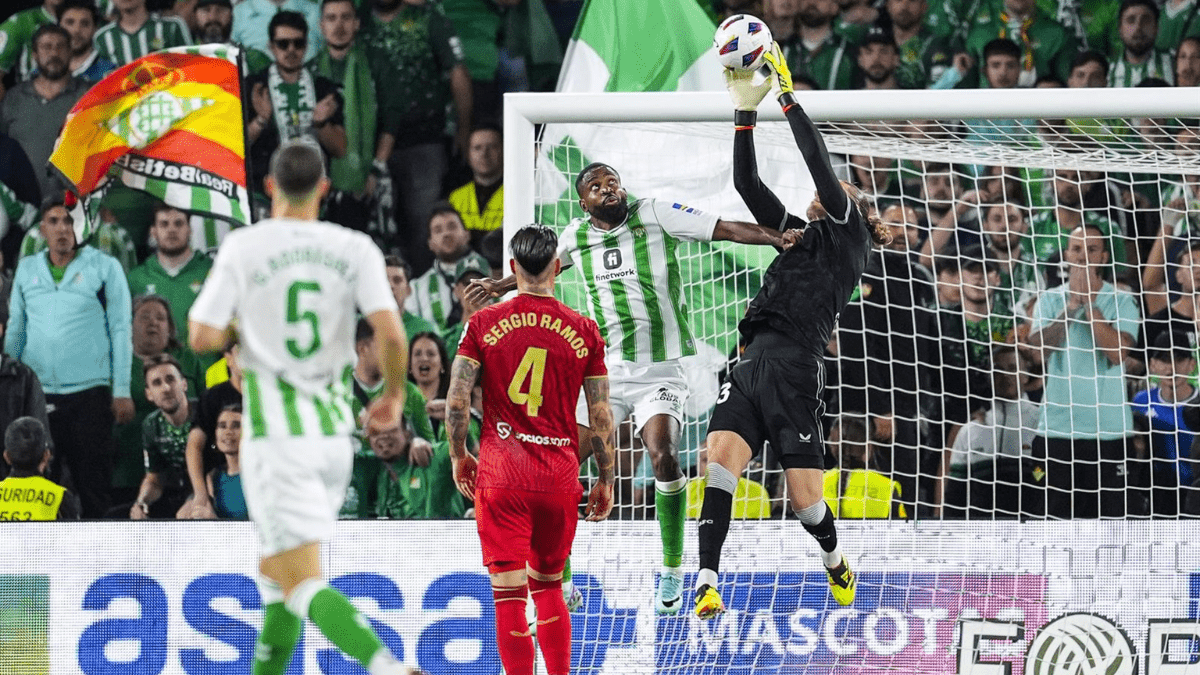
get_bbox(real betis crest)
[108,90,215,148]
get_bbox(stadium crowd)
[0,0,1198,521]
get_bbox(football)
[713,14,773,71]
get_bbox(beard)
[199,21,230,43]
[589,198,629,225]
[159,241,190,257]
[39,59,68,80]
[864,65,893,83]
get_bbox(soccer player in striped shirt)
[448,224,616,675]
[468,167,784,614]
[94,0,191,68]
[189,140,421,675]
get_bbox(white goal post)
[504,88,1200,237]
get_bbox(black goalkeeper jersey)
[733,101,873,361]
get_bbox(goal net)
[503,88,1200,674]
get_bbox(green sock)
[254,602,301,675]
[562,556,573,585]
[656,479,687,568]
[306,586,386,667]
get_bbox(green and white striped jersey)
[94,13,192,67]
[0,5,53,81]
[405,251,489,330]
[189,218,398,441]
[558,198,717,364]
[1108,49,1175,87]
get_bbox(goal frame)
[502,87,1200,245]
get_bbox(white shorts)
[575,360,689,435]
[241,435,354,557]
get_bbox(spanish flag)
[50,44,250,226]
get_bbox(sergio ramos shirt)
[456,293,606,494]
[189,218,397,441]
[557,198,717,364]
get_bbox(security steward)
[0,417,80,520]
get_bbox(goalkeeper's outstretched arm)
[732,122,790,236]
[758,46,851,226]
[778,96,850,224]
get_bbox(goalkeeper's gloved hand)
[724,66,772,113]
[762,43,795,101]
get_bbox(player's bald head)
[510,224,558,276]
[269,139,326,200]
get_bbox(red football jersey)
[457,293,607,494]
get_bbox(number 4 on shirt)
[508,347,547,417]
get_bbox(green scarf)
[310,45,375,193]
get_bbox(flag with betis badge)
[49,44,250,228]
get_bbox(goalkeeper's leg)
[787,468,855,606]
[695,431,753,619]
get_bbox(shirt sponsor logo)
[594,268,635,283]
[602,248,622,270]
[497,422,571,447]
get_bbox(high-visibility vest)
[823,469,906,519]
[0,475,66,521]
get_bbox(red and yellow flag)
[50,45,246,213]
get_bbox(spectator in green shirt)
[964,0,1078,87]
[1109,0,1175,87]
[369,420,465,519]
[308,0,391,212]
[126,202,214,350]
[127,353,197,519]
[780,0,856,90]
[1158,0,1200,53]
[885,0,958,89]
[360,0,473,273]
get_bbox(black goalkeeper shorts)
[706,334,826,470]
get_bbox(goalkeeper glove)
[724,66,772,113]
[762,43,795,101]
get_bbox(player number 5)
[508,347,547,417]
[286,280,322,359]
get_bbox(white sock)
[822,547,843,569]
[696,568,718,592]
[655,476,687,494]
[283,577,326,619]
[663,564,682,577]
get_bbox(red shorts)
[475,487,580,574]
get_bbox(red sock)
[492,584,534,675]
[529,577,572,675]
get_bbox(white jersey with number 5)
[557,198,718,364]
[189,218,397,441]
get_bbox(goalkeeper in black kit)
[694,45,892,619]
